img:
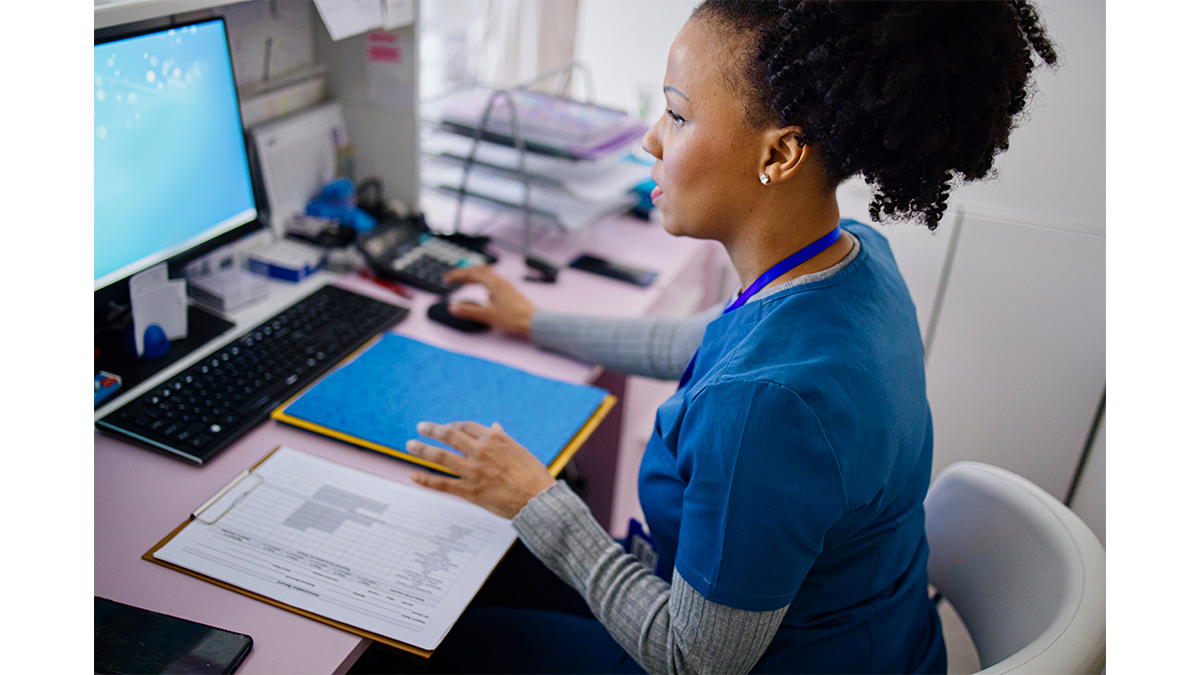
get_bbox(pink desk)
[94,214,724,674]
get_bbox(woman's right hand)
[442,265,536,338]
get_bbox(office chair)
[924,462,1106,674]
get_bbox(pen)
[359,269,414,299]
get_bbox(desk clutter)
[249,101,349,233]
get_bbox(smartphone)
[568,254,658,287]
[95,597,253,674]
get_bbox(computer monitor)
[94,17,262,398]
[94,17,259,293]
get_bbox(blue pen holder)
[123,323,170,359]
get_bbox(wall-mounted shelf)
[95,0,229,30]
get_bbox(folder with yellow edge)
[272,333,615,476]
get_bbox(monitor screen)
[94,18,257,290]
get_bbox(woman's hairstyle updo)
[693,0,1058,229]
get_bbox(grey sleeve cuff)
[529,305,722,380]
[514,481,787,674]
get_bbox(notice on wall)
[366,31,413,109]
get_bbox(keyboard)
[96,284,409,465]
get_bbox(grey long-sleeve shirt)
[531,302,723,382]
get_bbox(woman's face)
[642,18,768,243]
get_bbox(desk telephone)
[358,214,496,296]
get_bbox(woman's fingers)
[410,470,469,499]
[444,264,502,287]
[449,420,494,440]
[446,300,494,324]
[407,419,555,519]
[405,438,471,474]
[441,265,535,338]
[417,421,476,449]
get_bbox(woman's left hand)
[406,421,556,519]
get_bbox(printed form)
[154,446,517,651]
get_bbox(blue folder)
[272,333,615,475]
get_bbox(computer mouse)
[427,301,490,333]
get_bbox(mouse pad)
[275,333,609,468]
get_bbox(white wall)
[575,0,693,121]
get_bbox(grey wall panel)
[317,16,421,211]
[925,212,1105,500]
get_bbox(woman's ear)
[760,127,807,184]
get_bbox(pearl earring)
[759,173,770,185]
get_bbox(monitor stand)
[94,304,234,408]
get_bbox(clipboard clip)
[193,469,265,524]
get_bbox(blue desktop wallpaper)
[95,20,256,285]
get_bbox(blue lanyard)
[678,225,842,388]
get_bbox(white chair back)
[924,462,1105,674]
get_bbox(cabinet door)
[925,211,1105,500]
[1069,408,1105,547]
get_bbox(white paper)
[160,281,188,340]
[154,447,518,652]
[382,0,414,28]
[129,263,188,355]
[250,239,326,269]
[314,0,383,41]
[129,262,168,295]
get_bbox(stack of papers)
[436,89,646,159]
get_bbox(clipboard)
[143,447,435,657]
[144,445,519,658]
[270,333,617,477]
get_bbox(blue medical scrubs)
[640,221,947,674]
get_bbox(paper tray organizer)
[434,63,648,252]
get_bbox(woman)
[401,1,1057,673]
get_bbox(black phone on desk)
[357,214,496,296]
[569,254,658,287]
[95,597,252,674]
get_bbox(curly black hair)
[693,0,1058,229]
